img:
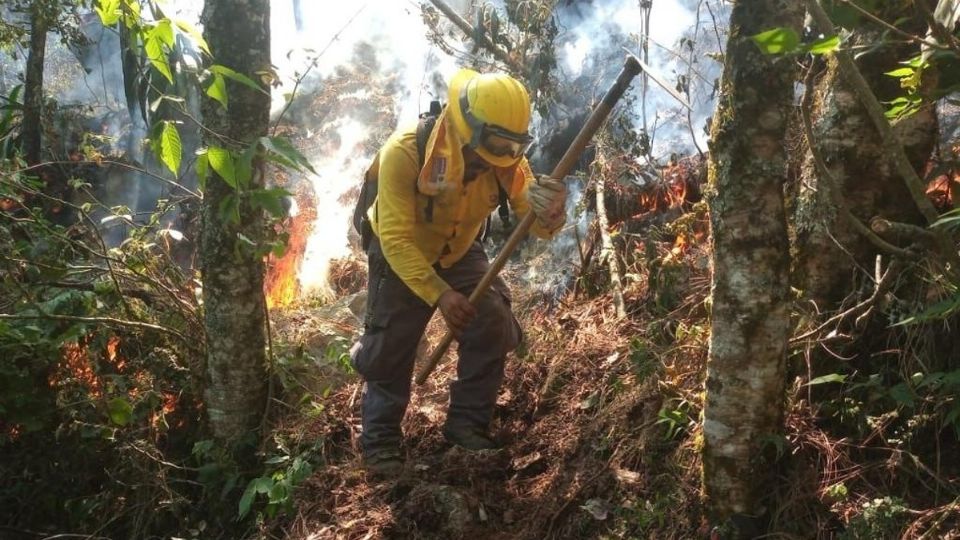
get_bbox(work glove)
[529,175,567,233]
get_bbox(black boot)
[442,424,499,451]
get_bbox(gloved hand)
[529,175,567,233]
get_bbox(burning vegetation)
[4,0,960,539]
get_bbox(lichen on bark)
[702,0,802,526]
[199,0,272,449]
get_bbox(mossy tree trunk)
[793,10,937,306]
[200,0,271,450]
[702,0,801,528]
[22,1,49,165]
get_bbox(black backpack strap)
[416,107,439,223]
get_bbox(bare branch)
[426,0,525,73]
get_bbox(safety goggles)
[459,86,534,160]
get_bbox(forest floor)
[265,235,714,539]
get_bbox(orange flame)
[106,335,126,371]
[265,186,316,308]
[54,339,102,398]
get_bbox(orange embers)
[106,335,125,371]
[55,338,102,398]
[150,391,182,430]
[265,185,317,308]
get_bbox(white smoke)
[555,0,725,158]
[270,1,462,298]
[16,0,730,299]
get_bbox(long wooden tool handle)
[414,55,643,386]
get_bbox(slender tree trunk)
[702,0,801,529]
[23,3,49,165]
[200,0,271,449]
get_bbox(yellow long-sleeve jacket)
[367,108,556,306]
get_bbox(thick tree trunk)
[702,0,801,528]
[794,15,936,306]
[22,3,49,165]
[200,0,271,448]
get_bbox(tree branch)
[594,144,626,319]
[426,0,525,74]
[0,313,195,348]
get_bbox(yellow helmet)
[447,68,534,168]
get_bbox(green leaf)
[207,146,237,188]
[160,122,182,175]
[95,0,121,26]
[250,188,292,218]
[238,477,265,519]
[806,35,840,55]
[885,67,915,78]
[260,136,317,174]
[196,149,210,191]
[751,27,801,55]
[219,194,241,224]
[107,397,133,426]
[206,73,228,108]
[153,19,175,47]
[210,64,265,93]
[933,208,960,229]
[806,373,847,386]
[236,144,257,190]
[889,383,915,407]
[174,18,211,55]
[145,36,174,83]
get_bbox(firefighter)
[351,68,567,476]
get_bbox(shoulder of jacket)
[382,122,419,162]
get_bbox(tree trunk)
[793,12,937,306]
[200,0,271,449]
[701,0,801,529]
[22,3,49,165]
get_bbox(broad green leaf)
[107,397,133,426]
[95,0,121,26]
[806,35,840,55]
[806,373,847,386]
[889,383,915,407]
[219,193,241,224]
[250,188,292,218]
[210,65,265,93]
[208,146,237,188]
[206,74,228,108]
[145,37,174,83]
[160,122,182,175]
[751,27,800,55]
[174,18,211,55]
[238,480,257,518]
[153,19,175,47]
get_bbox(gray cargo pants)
[350,237,522,455]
